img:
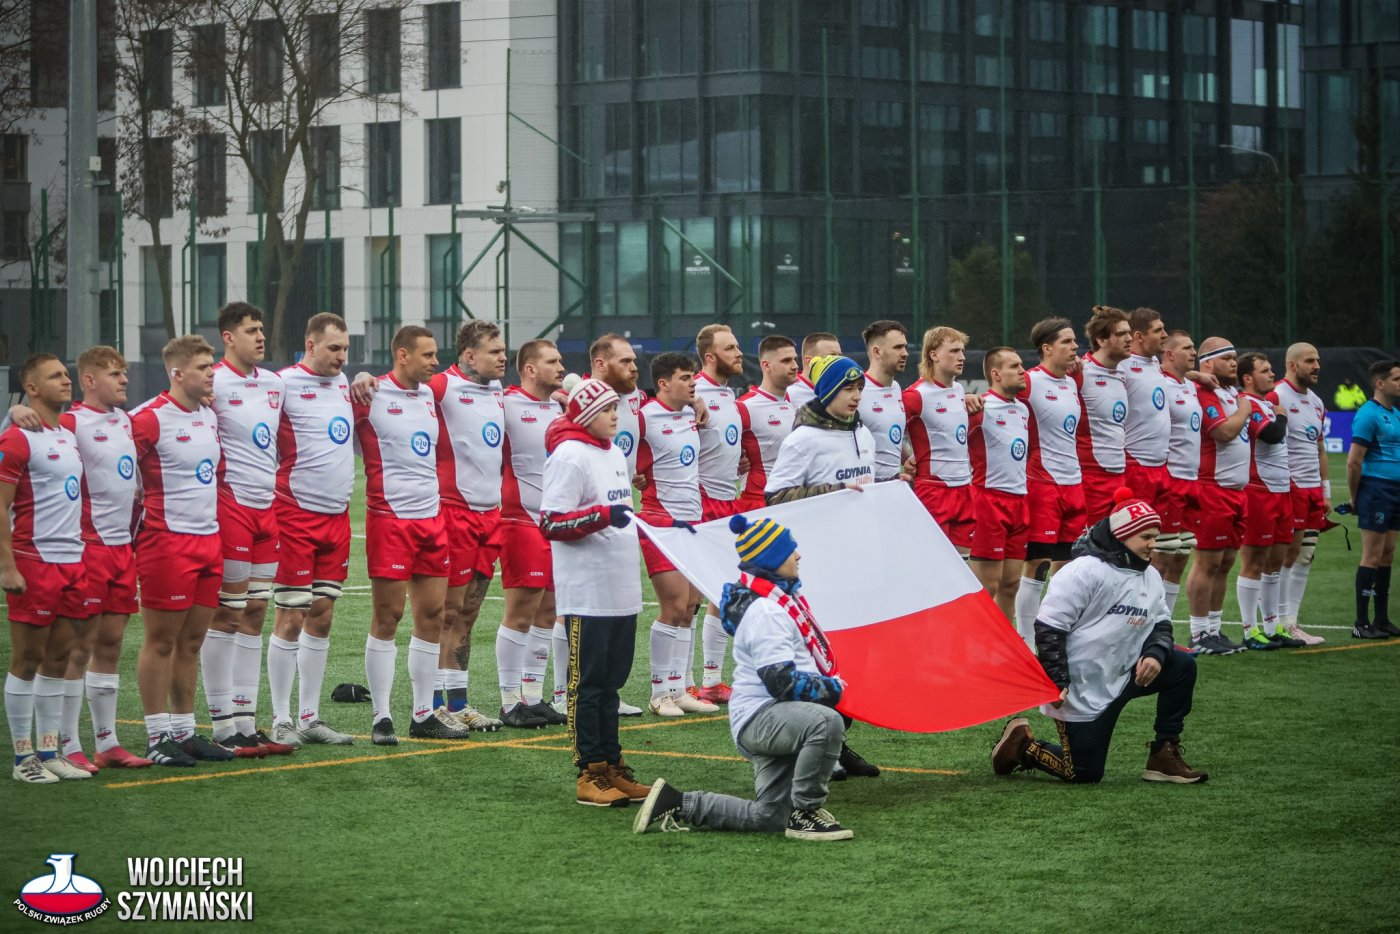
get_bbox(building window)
[799,97,851,194]
[97,0,116,110]
[1277,23,1301,108]
[710,98,755,193]
[1182,14,1217,103]
[141,29,173,109]
[662,217,716,317]
[1082,5,1120,95]
[2,134,26,182]
[250,130,283,212]
[643,99,698,195]
[576,102,633,198]
[760,96,794,192]
[425,2,461,89]
[194,133,226,217]
[594,222,650,317]
[143,137,174,218]
[192,24,226,106]
[368,122,401,207]
[366,7,401,93]
[309,126,340,209]
[98,136,117,260]
[427,232,460,333]
[643,0,700,76]
[251,19,283,102]
[1028,111,1068,190]
[29,3,68,107]
[1131,10,1168,99]
[2,211,28,261]
[918,103,964,195]
[799,0,850,76]
[194,243,226,324]
[860,100,906,196]
[577,0,632,80]
[917,0,960,83]
[142,246,171,325]
[308,14,340,98]
[426,118,461,204]
[711,0,757,72]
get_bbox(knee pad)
[217,590,249,611]
[250,562,278,582]
[222,559,252,585]
[245,582,273,604]
[1179,530,1198,553]
[1299,529,1319,566]
[273,585,313,610]
[313,580,344,602]
[1152,533,1181,556]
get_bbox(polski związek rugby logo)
[17,853,110,924]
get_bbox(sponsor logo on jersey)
[410,431,432,456]
[1062,414,1077,435]
[1305,425,1319,441]
[1189,412,1201,431]
[725,424,739,445]
[65,475,80,500]
[1111,401,1127,423]
[889,424,903,444]
[614,431,634,456]
[1011,439,1027,461]
[267,391,281,410]
[955,424,968,444]
[481,422,502,448]
[252,422,272,450]
[1205,406,1220,419]
[17,853,110,924]
[195,458,215,485]
[1152,387,1166,410]
[327,416,351,445]
[117,454,135,480]
[679,444,696,466]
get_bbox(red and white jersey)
[612,387,647,477]
[737,387,794,502]
[276,364,354,515]
[1245,393,1291,493]
[694,372,743,502]
[903,378,971,487]
[354,374,440,520]
[1268,379,1326,488]
[131,393,222,535]
[501,386,562,523]
[431,366,504,511]
[1198,386,1254,490]
[637,398,701,522]
[786,376,816,408]
[1118,353,1171,467]
[859,374,906,481]
[968,392,1030,495]
[211,360,283,509]
[1164,373,1203,482]
[61,403,137,546]
[1017,366,1082,485]
[0,424,84,563]
[1074,353,1128,473]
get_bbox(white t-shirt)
[431,367,505,511]
[736,387,795,502]
[903,378,971,487]
[62,403,136,546]
[353,374,440,520]
[1198,386,1253,490]
[1018,366,1083,485]
[211,360,283,509]
[637,398,701,522]
[1245,393,1291,493]
[765,422,876,494]
[859,374,906,481]
[727,596,822,752]
[786,376,816,408]
[1118,353,1171,468]
[276,364,354,515]
[540,439,642,617]
[1036,555,1169,722]
[968,392,1030,495]
[501,386,562,523]
[1075,353,1128,473]
[695,372,743,502]
[612,387,647,478]
[0,424,84,563]
[1164,374,1202,482]
[131,393,222,535]
[1269,379,1325,488]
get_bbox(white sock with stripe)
[200,630,237,741]
[365,635,398,723]
[231,632,263,735]
[521,626,552,706]
[1014,577,1044,647]
[297,633,330,727]
[61,678,84,756]
[649,620,678,699]
[1236,576,1261,635]
[1261,572,1282,635]
[33,674,64,757]
[701,613,727,688]
[267,635,299,725]
[495,627,527,709]
[5,673,34,762]
[407,637,438,723]
[85,672,120,753]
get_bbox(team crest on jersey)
[679,445,696,466]
[725,424,739,445]
[1095,379,1107,387]
[117,455,134,480]
[410,431,432,457]
[387,401,403,416]
[629,396,641,414]
[708,403,721,412]
[1011,439,1027,461]
[520,411,538,423]
[872,403,883,413]
[955,424,968,445]
[340,385,351,402]
[1130,365,1143,373]
[195,458,215,484]
[661,424,674,435]
[1152,387,1166,410]
[934,405,947,414]
[300,388,317,400]
[1111,401,1127,423]
[92,429,108,442]
[1045,392,1058,401]
[267,391,281,410]
[994,416,1006,426]
[228,392,244,407]
[481,422,502,448]
[458,392,474,405]
[175,429,191,443]
[46,446,61,460]
[767,415,784,426]
[889,424,903,444]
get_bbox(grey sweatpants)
[681,700,845,833]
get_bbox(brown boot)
[607,760,652,803]
[1142,739,1209,784]
[576,762,630,807]
[991,717,1031,775]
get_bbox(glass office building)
[554,0,1303,350]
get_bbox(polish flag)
[636,482,1059,732]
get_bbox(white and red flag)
[637,482,1059,732]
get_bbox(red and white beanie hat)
[1107,486,1160,541]
[562,373,619,426]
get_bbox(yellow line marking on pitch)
[102,744,477,788]
[510,743,964,775]
[1293,640,1400,656]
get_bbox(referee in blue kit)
[1347,359,1400,639]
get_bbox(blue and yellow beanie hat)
[808,354,864,405]
[729,514,798,572]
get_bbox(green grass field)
[3,454,1398,932]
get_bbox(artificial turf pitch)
[2,455,1398,932]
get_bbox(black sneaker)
[1210,632,1246,654]
[1268,630,1307,649]
[1353,623,1390,639]
[632,778,689,834]
[408,712,471,740]
[371,717,398,746]
[1190,633,1228,656]
[500,702,549,729]
[145,734,197,767]
[217,732,267,759]
[525,700,568,726]
[177,733,236,761]
[829,763,848,782]
[784,807,854,841]
[1374,619,1400,637]
[839,743,880,778]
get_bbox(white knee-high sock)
[297,633,330,727]
[33,674,64,757]
[649,620,679,699]
[495,628,527,708]
[1014,577,1044,646]
[676,625,696,690]
[60,678,84,755]
[200,630,237,740]
[1237,576,1261,634]
[701,614,728,687]
[1260,572,1282,635]
[522,626,552,705]
[170,712,196,743]
[1207,610,1223,635]
[407,637,438,723]
[231,632,263,735]
[1163,581,1181,619]
[1286,562,1312,621]
[267,635,299,725]
[85,672,120,753]
[5,673,34,760]
[551,621,569,705]
[365,635,398,723]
